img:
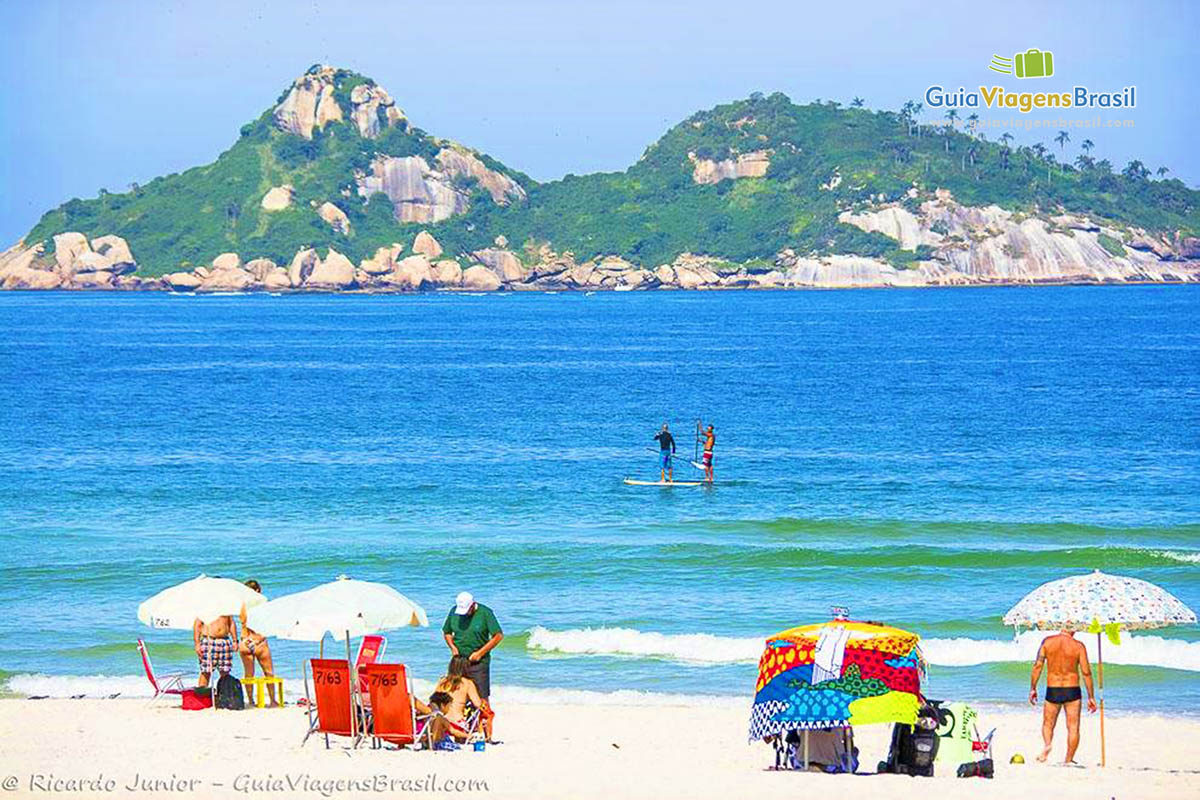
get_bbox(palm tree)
[1000,132,1014,148]
[943,109,958,152]
[1122,160,1149,180]
[1075,155,1094,170]
[966,112,980,137]
[1081,139,1094,157]
[851,97,865,108]
[1053,132,1070,173]
[912,102,923,137]
[1156,166,1170,179]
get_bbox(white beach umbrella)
[137,573,267,629]
[1004,570,1196,766]
[246,575,428,741]
[245,575,428,641]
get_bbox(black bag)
[878,704,940,777]
[215,673,245,710]
[957,758,994,779]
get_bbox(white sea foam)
[1157,550,1200,565]
[526,626,762,664]
[526,627,1200,671]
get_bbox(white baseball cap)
[454,591,475,615]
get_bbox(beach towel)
[812,625,849,683]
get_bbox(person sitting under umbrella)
[1028,625,1097,765]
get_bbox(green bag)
[1015,49,1053,79]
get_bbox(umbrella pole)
[1097,632,1106,768]
[346,630,358,744]
[803,729,809,770]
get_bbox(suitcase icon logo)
[989,49,1054,79]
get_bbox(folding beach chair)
[137,639,188,705]
[354,634,387,698]
[361,663,434,749]
[302,658,355,748]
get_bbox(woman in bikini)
[433,655,483,733]
[238,579,279,707]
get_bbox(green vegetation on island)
[22,71,1200,277]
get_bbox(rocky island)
[2,65,1197,292]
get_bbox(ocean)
[0,286,1197,712]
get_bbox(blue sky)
[2,0,1196,245]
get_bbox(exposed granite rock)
[244,258,278,281]
[0,243,61,290]
[164,272,202,291]
[360,245,398,275]
[287,248,320,287]
[358,148,524,224]
[384,255,434,289]
[689,150,771,185]
[839,206,941,250]
[305,249,356,289]
[357,155,466,223]
[212,253,241,271]
[348,82,405,139]
[261,185,294,211]
[413,231,443,259]
[461,265,502,291]
[273,66,343,140]
[200,267,256,292]
[0,243,42,283]
[263,268,292,291]
[317,202,351,235]
[53,233,90,273]
[436,147,526,205]
[472,248,524,282]
[434,259,463,286]
[91,235,135,273]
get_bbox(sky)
[2,0,1197,245]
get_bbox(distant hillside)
[24,65,532,275]
[3,66,1198,291]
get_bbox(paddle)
[644,447,705,471]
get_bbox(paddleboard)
[623,478,705,487]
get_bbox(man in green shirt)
[442,591,503,738]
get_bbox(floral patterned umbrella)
[1003,570,1195,631]
[1004,570,1196,767]
[748,620,925,742]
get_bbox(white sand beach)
[2,699,1197,799]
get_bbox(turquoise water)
[0,287,1197,710]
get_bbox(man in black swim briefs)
[1028,627,1097,765]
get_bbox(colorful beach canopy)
[749,620,925,741]
[245,575,428,641]
[1003,570,1196,632]
[137,574,267,629]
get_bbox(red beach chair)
[355,634,387,696]
[362,663,429,748]
[303,658,355,748]
[136,639,188,705]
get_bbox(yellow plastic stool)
[243,676,284,708]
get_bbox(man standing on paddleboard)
[700,423,715,483]
[654,423,676,482]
